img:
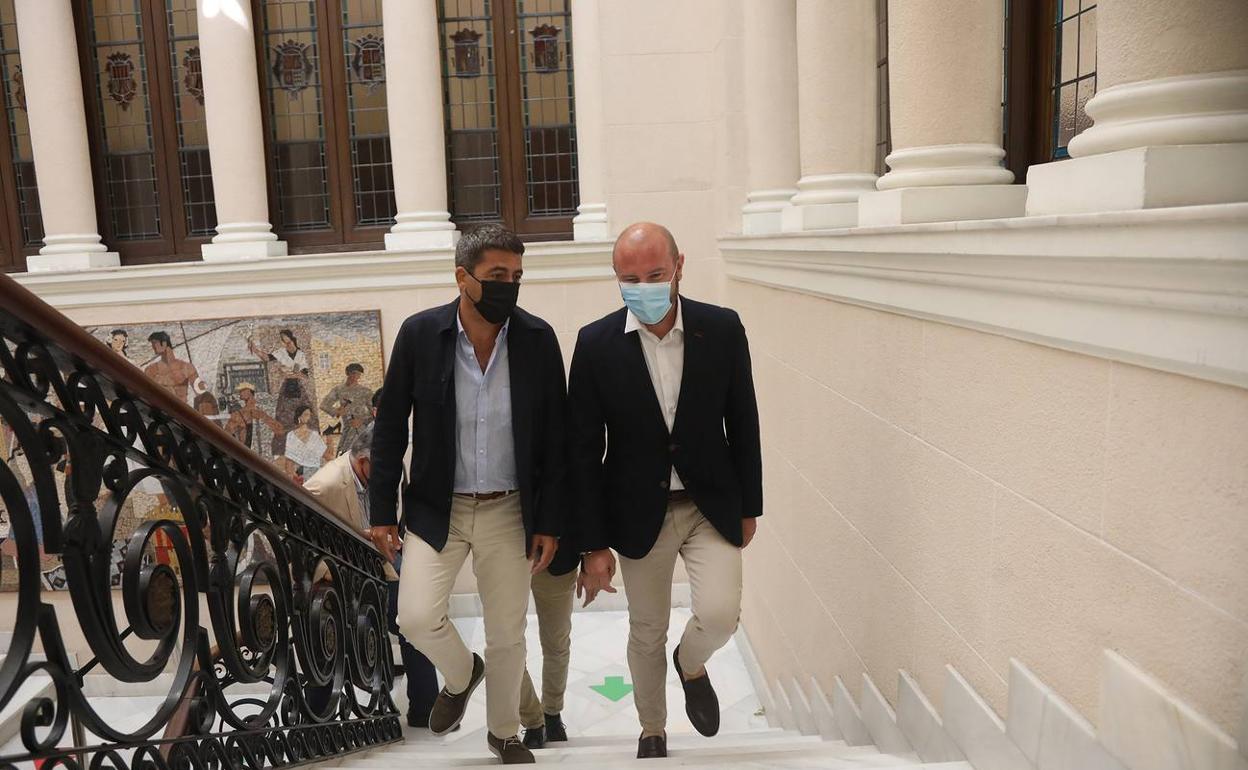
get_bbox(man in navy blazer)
[569,222,763,759]
[369,225,566,765]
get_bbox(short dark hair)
[455,224,524,274]
[110,329,127,338]
[279,329,296,346]
[346,363,364,375]
[371,388,383,408]
[148,331,172,347]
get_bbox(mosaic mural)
[0,310,385,591]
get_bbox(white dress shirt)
[625,297,685,490]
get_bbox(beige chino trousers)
[618,499,743,734]
[518,568,578,728]
[396,493,530,738]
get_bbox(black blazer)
[568,296,762,560]
[369,299,567,554]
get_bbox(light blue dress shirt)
[453,314,519,493]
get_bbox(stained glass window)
[1051,0,1096,157]
[85,0,162,241]
[340,0,395,227]
[437,0,578,237]
[516,0,578,218]
[875,0,890,177]
[0,0,43,264]
[439,0,502,223]
[166,0,215,237]
[261,0,332,233]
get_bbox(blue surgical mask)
[620,280,674,325]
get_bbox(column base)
[742,188,797,235]
[573,202,610,240]
[384,228,459,250]
[386,211,458,250]
[1026,143,1248,215]
[26,250,119,272]
[857,185,1028,226]
[201,240,289,262]
[781,201,860,231]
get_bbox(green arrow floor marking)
[590,675,634,702]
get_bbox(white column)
[741,0,799,235]
[198,0,286,260]
[781,0,877,232]
[570,0,609,240]
[15,0,118,272]
[1027,0,1248,215]
[382,0,457,250]
[857,0,1025,226]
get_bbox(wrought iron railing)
[0,274,400,770]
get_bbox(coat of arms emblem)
[106,51,138,109]
[451,28,483,78]
[530,24,562,73]
[183,46,204,104]
[351,33,385,91]
[272,39,314,98]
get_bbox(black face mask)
[466,271,519,324]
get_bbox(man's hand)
[529,535,558,575]
[370,525,401,563]
[742,517,758,548]
[576,549,618,607]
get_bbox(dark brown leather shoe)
[488,733,536,764]
[674,645,720,737]
[636,733,667,759]
[428,653,484,735]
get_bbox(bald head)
[612,222,683,286]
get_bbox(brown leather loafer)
[488,733,536,764]
[428,653,484,735]
[636,733,667,759]
[674,645,720,737]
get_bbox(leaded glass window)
[261,0,332,233]
[875,0,890,177]
[517,1,578,219]
[85,0,162,241]
[166,0,215,237]
[1051,0,1096,157]
[0,0,43,270]
[437,0,578,238]
[440,0,502,223]
[341,0,396,227]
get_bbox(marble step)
[351,731,838,761]
[344,745,971,770]
[335,738,898,768]
[379,726,792,754]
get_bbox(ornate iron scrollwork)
[0,275,400,769]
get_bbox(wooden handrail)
[0,272,374,548]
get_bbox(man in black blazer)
[569,222,763,759]
[369,224,566,765]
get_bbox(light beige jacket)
[304,453,398,581]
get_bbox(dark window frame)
[252,0,396,253]
[1004,0,1096,181]
[0,0,42,272]
[73,0,212,265]
[439,0,578,241]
